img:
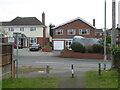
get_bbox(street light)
[13,32,21,78]
[103,0,107,70]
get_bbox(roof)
[52,17,96,29]
[95,29,103,33]
[1,17,44,26]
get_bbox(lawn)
[2,77,58,88]
[85,70,119,88]
[18,66,45,74]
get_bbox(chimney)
[93,19,95,27]
[42,12,45,25]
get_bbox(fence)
[0,44,16,79]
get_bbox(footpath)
[18,70,86,88]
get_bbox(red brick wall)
[61,51,111,60]
[52,19,95,38]
[37,37,49,47]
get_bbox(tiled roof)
[52,17,96,29]
[1,17,43,26]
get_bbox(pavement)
[14,48,112,88]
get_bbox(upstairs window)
[8,27,14,32]
[67,29,76,35]
[55,29,63,35]
[20,27,24,31]
[79,29,90,35]
[30,27,36,31]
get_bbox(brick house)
[0,12,50,47]
[52,17,96,50]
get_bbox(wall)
[53,20,95,39]
[61,51,110,60]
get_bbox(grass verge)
[2,77,58,88]
[18,66,45,74]
[85,70,118,88]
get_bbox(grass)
[85,70,119,88]
[18,66,45,74]
[2,77,58,88]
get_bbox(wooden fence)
[0,44,16,79]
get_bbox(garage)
[53,41,64,50]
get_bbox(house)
[95,29,103,40]
[0,12,50,47]
[51,17,96,50]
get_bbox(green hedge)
[71,42,85,53]
[111,45,120,72]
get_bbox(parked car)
[14,43,23,49]
[29,44,41,51]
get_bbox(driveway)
[14,48,60,56]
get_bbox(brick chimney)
[42,12,45,25]
[93,19,95,27]
[42,12,46,46]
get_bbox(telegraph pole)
[104,0,107,70]
[111,0,116,68]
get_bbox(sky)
[0,0,120,29]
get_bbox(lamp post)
[103,0,107,70]
[111,0,116,68]
[13,33,21,78]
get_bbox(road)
[14,48,111,73]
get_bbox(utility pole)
[104,0,107,70]
[111,0,116,68]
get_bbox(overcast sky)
[0,0,120,29]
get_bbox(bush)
[111,45,120,72]
[92,44,104,54]
[85,45,93,53]
[71,42,85,53]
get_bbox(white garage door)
[53,41,64,50]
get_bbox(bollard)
[71,64,74,78]
[46,65,50,77]
[98,63,101,75]
[103,63,106,70]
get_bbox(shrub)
[85,45,93,53]
[92,44,104,54]
[71,42,85,53]
[111,45,120,72]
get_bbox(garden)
[61,42,110,59]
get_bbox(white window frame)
[30,37,37,44]
[8,27,14,32]
[55,29,63,35]
[79,29,90,35]
[30,27,36,31]
[66,40,72,49]
[67,29,76,35]
[20,27,24,31]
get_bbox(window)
[30,37,37,44]
[30,27,36,31]
[20,27,24,31]
[66,40,72,49]
[8,27,14,32]
[67,29,76,35]
[79,29,90,35]
[55,29,63,35]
